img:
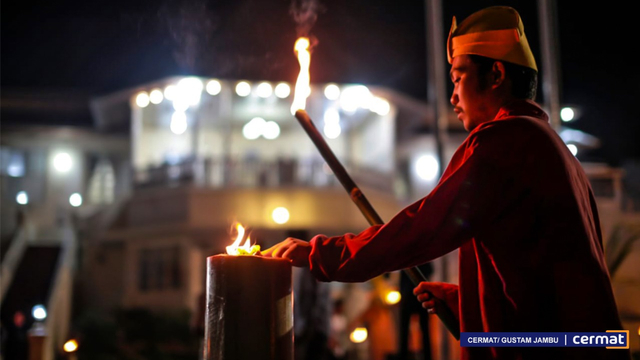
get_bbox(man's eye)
[453,78,460,83]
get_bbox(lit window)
[88,158,115,204]
[1,149,25,177]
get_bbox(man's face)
[449,55,494,132]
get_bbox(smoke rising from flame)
[289,0,324,38]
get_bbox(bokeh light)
[63,339,78,353]
[32,305,47,320]
[385,290,401,305]
[416,155,439,181]
[206,79,222,95]
[149,89,163,104]
[242,117,266,140]
[135,92,149,108]
[69,193,83,207]
[324,123,341,139]
[324,84,341,100]
[170,112,188,135]
[164,85,177,101]
[275,83,291,98]
[53,152,72,173]
[16,191,28,205]
[350,327,368,343]
[256,82,273,98]
[561,107,575,122]
[272,207,290,224]
[263,121,280,140]
[236,81,252,97]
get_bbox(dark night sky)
[2,0,639,165]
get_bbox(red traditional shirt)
[308,100,629,359]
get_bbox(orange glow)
[384,290,401,305]
[350,327,368,343]
[63,339,78,353]
[291,37,311,115]
[226,223,260,255]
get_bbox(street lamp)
[32,305,47,321]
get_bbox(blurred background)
[1,0,639,359]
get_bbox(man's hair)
[469,55,538,100]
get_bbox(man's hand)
[413,281,459,319]
[262,238,311,267]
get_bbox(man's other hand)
[262,238,311,267]
[413,281,459,319]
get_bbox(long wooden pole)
[294,109,460,340]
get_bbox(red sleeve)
[309,121,530,282]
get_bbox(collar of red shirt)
[494,99,549,123]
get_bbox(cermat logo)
[570,330,629,349]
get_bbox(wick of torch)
[291,37,311,115]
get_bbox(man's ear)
[490,61,507,89]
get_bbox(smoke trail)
[159,0,217,73]
[289,0,324,38]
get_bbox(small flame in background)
[226,223,260,256]
[290,37,311,115]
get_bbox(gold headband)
[447,7,537,71]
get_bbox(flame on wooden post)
[291,37,311,115]
[226,223,260,256]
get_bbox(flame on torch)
[226,223,260,256]
[291,37,311,115]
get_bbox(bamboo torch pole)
[294,109,460,340]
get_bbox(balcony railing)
[134,157,396,194]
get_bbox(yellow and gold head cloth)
[447,6,537,71]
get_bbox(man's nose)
[450,92,458,106]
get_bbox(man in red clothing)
[264,6,629,360]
